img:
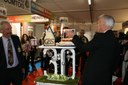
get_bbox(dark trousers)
[76,52,87,75]
[24,56,29,78]
[80,53,87,75]
[28,51,36,71]
[75,53,81,74]
[0,66,23,85]
[40,49,44,69]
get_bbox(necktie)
[8,38,13,65]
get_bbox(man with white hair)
[0,21,25,85]
[72,14,120,85]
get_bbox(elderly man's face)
[97,18,107,33]
[2,23,12,38]
[79,30,85,36]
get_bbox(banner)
[0,7,7,18]
[2,0,31,12]
[60,17,68,27]
[7,14,49,23]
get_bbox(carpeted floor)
[22,68,43,85]
[22,61,123,85]
[22,68,123,85]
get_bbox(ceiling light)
[32,0,36,2]
[88,0,91,5]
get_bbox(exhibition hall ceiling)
[36,0,128,23]
[1,0,128,23]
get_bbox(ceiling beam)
[89,5,93,23]
[52,9,89,13]
[88,0,94,23]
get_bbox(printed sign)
[2,0,31,12]
[0,7,7,18]
[7,14,49,22]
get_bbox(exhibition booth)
[7,14,50,38]
[0,1,77,84]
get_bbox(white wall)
[35,24,45,40]
[11,23,21,37]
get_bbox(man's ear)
[0,25,3,33]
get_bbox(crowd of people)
[0,14,128,85]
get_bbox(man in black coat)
[73,29,89,75]
[0,21,25,85]
[72,14,120,85]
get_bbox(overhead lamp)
[88,0,91,5]
[32,0,36,2]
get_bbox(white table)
[38,45,76,79]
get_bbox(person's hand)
[22,68,25,74]
[122,40,128,45]
[22,68,25,79]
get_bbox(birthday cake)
[36,74,78,85]
[56,41,74,46]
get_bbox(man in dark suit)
[72,14,120,85]
[72,29,89,75]
[0,21,25,85]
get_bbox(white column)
[60,49,66,75]
[69,49,75,79]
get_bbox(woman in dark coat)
[72,14,120,85]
